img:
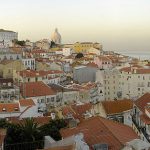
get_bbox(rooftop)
[0,103,20,113]
[102,99,133,115]
[19,99,35,107]
[20,81,56,97]
[60,116,138,150]
[0,29,16,33]
[134,93,150,113]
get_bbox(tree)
[4,118,44,150]
[13,39,25,46]
[75,53,84,59]
[4,118,67,150]
[50,41,57,48]
[19,118,42,142]
[0,119,10,128]
[40,119,67,141]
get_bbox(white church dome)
[51,28,61,44]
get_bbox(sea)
[114,51,150,60]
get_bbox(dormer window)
[14,107,18,111]
[2,108,6,111]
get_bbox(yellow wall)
[73,42,102,53]
[36,62,51,71]
[1,60,25,78]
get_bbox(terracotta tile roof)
[60,116,138,150]
[136,68,150,74]
[71,103,92,116]
[145,106,150,114]
[98,56,112,62]
[120,67,150,74]
[71,82,97,91]
[19,70,47,78]
[18,69,63,78]
[8,116,51,126]
[102,99,133,115]
[145,63,150,66]
[0,103,20,113]
[86,62,98,68]
[134,93,150,113]
[19,99,35,107]
[32,49,47,53]
[120,67,131,72]
[20,81,56,97]
[140,114,150,125]
[62,103,92,120]
[33,116,51,125]
[0,78,13,84]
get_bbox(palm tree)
[19,118,41,142]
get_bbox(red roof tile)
[0,103,20,113]
[18,70,64,78]
[60,117,138,150]
[102,99,133,115]
[19,99,35,106]
[8,116,51,126]
[120,67,150,74]
[140,114,150,125]
[20,81,56,97]
[86,62,98,68]
[134,93,150,113]
[62,103,92,120]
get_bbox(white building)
[0,29,18,47]
[96,69,120,100]
[119,66,150,99]
[0,99,43,119]
[96,66,150,100]
[22,58,35,70]
[35,39,51,50]
[62,48,73,56]
[0,48,22,61]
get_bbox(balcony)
[132,115,141,132]
[141,127,150,143]
[132,115,150,143]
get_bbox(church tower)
[51,28,61,44]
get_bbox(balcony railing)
[141,127,150,143]
[132,115,150,143]
[132,115,141,132]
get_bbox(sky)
[0,0,150,52]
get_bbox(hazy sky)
[1,0,150,51]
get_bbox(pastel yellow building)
[0,60,25,78]
[73,42,102,53]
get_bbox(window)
[2,108,6,111]
[16,55,19,59]
[138,88,140,91]
[41,99,44,103]
[51,97,54,102]
[47,98,50,103]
